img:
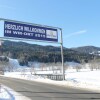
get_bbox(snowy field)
[3,69,100,92]
[1,69,100,100]
[1,58,100,99]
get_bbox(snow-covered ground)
[0,85,31,100]
[3,69,100,93]
[1,69,100,100]
[2,70,100,100]
[66,69,100,86]
[0,85,13,100]
[1,58,100,100]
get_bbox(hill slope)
[0,41,97,65]
[71,46,100,54]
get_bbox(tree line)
[0,40,99,66]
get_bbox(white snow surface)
[4,69,100,92]
[1,58,100,99]
[0,85,31,100]
[0,86,11,100]
[1,69,100,100]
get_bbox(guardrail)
[34,74,65,81]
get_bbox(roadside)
[2,70,100,93]
[0,84,31,100]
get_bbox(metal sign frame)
[0,18,65,80]
[4,21,58,42]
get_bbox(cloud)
[0,5,15,10]
[65,30,87,38]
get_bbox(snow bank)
[0,87,13,100]
[0,85,31,100]
[4,70,100,92]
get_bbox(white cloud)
[0,5,15,10]
[65,30,87,38]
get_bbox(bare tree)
[21,68,26,77]
[0,57,9,72]
[76,65,82,72]
[88,58,100,71]
[39,63,47,71]
[64,63,69,71]
[28,62,37,75]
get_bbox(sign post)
[60,28,65,80]
[0,18,65,80]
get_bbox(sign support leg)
[60,28,65,80]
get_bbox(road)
[0,76,100,100]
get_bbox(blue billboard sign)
[4,21,58,42]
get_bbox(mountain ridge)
[71,46,100,54]
[0,40,99,65]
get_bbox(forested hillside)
[72,46,100,54]
[0,40,98,66]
